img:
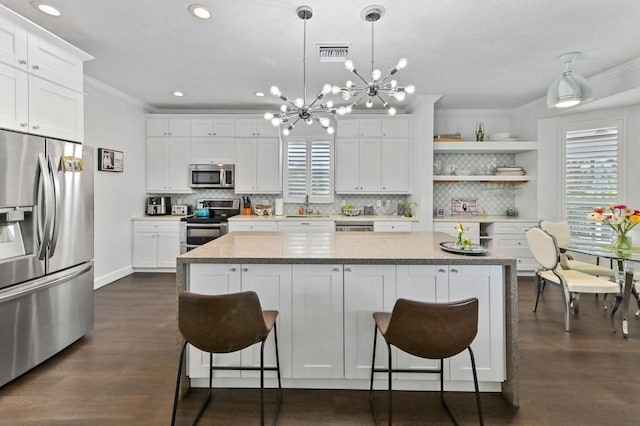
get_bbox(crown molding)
[83,76,155,111]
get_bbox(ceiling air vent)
[317,44,349,63]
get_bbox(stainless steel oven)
[179,198,240,253]
[181,222,228,253]
[189,164,234,188]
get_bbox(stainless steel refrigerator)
[0,129,94,387]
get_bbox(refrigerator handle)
[0,262,92,304]
[48,154,62,257]
[37,153,54,260]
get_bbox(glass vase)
[612,234,632,250]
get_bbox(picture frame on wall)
[451,197,478,217]
[98,148,123,172]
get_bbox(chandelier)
[336,5,415,115]
[264,6,336,136]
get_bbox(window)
[284,137,334,203]
[562,119,625,246]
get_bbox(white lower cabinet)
[277,220,334,232]
[373,221,412,232]
[291,264,344,378]
[132,220,180,269]
[188,264,293,380]
[228,220,277,232]
[394,265,505,382]
[490,222,537,274]
[186,262,505,387]
[343,264,397,379]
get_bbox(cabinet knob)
[242,267,249,272]
[32,125,40,130]
[437,268,446,273]
[345,267,352,272]
[450,268,459,273]
[333,267,340,272]
[31,65,40,70]
[168,132,172,136]
[18,59,27,65]
[230,267,237,272]
[209,132,213,136]
[20,123,28,127]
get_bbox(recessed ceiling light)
[31,1,61,16]
[255,91,265,97]
[173,91,184,97]
[188,4,212,20]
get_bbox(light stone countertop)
[131,215,184,221]
[433,215,538,223]
[177,231,517,266]
[229,214,418,222]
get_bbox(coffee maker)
[146,197,171,215]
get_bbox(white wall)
[512,58,640,221]
[83,77,151,289]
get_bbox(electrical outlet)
[386,199,391,207]
[377,200,382,207]
[341,199,346,206]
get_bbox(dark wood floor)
[1,273,640,425]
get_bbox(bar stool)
[369,297,483,425]
[171,291,282,425]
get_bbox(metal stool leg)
[369,324,379,425]
[171,342,188,426]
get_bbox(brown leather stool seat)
[171,291,282,425]
[369,297,483,425]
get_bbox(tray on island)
[439,242,488,256]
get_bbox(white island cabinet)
[176,232,519,406]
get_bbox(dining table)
[565,241,640,337]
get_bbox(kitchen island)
[176,231,519,406]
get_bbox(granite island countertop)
[177,231,517,266]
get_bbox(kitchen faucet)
[304,194,312,215]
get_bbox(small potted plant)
[398,201,418,217]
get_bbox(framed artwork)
[98,148,124,172]
[451,198,478,217]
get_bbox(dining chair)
[171,291,282,426]
[526,227,620,332]
[369,297,483,425]
[539,220,616,278]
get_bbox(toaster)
[172,205,192,216]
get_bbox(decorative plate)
[439,242,488,255]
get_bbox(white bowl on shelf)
[457,169,472,176]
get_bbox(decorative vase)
[612,234,632,250]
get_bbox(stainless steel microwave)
[189,164,234,188]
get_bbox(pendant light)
[546,52,593,109]
[335,5,415,115]
[264,6,336,136]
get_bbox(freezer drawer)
[0,262,94,387]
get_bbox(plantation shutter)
[564,125,620,246]
[284,138,334,203]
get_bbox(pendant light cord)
[370,21,375,75]
[303,16,307,105]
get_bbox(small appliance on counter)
[146,196,171,215]
[363,205,374,215]
[172,205,192,216]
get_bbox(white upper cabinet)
[146,137,191,193]
[0,11,90,141]
[234,137,281,193]
[335,116,411,194]
[146,118,191,137]
[190,118,234,137]
[235,118,279,137]
[190,137,235,164]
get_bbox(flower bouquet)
[587,204,640,250]
[456,223,473,249]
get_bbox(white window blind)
[284,138,334,203]
[564,125,620,246]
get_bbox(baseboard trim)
[94,265,134,290]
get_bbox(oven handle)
[185,223,225,229]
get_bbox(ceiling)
[4,0,640,111]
